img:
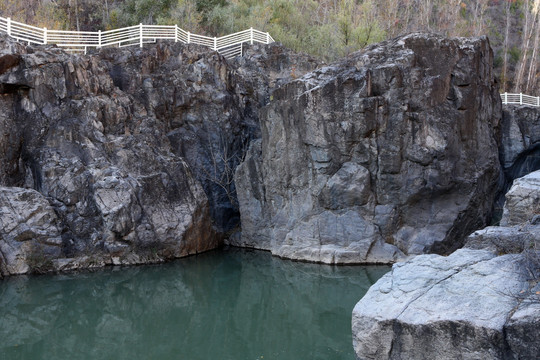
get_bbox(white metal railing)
[501,92,540,107]
[0,16,275,58]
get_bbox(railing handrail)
[0,16,274,59]
[500,92,540,107]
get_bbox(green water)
[0,248,389,360]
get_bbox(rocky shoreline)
[0,34,318,276]
[0,30,539,358]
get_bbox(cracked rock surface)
[352,248,540,359]
[500,106,540,181]
[0,33,318,276]
[234,32,501,264]
[356,169,540,360]
[501,170,540,226]
[0,187,63,274]
[466,169,540,254]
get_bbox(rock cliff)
[0,35,318,275]
[234,33,502,264]
[500,106,540,180]
[493,105,540,218]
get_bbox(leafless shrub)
[198,132,248,210]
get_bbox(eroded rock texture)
[500,106,540,180]
[234,33,501,264]
[357,169,540,360]
[0,34,318,275]
[466,169,540,254]
[501,170,540,226]
[352,248,540,360]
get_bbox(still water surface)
[0,248,389,360]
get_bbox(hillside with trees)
[1,0,539,93]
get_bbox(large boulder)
[466,169,540,254]
[355,170,540,360]
[352,248,540,360]
[234,33,501,264]
[501,170,540,226]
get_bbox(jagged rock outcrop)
[0,187,63,274]
[0,38,218,275]
[500,106,540,180]
[501,170,540,226]
[466,169,540,254]
[234,33,501,264]
[0,34,318,275]
[352,248,540,360]
[465,221,540,254]
[494,105,540,217]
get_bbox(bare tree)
[515,0,536,92]
[526,0,540,93]
[470,0,489,36]
[198,132,248,210]
[503,0,512,91]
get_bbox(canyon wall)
[234,33,502,264]
[0,35,317,275]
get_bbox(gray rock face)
[501,170,540,226]
[358,167,540,359]
[0,34,317,275]
[234,33,501,263]
[465,223,540,254]
[0,38,219,275]
[466,170,540,254]
[352,248,540,360]
[500,106,540,180]
[495,106,540,218]
[0,187,62,274]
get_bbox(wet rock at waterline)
[0,33,317,275]
[234,33,501,264]
[352,248,540,360]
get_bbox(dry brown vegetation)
[1,1,540,93]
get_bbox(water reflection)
[0,248,389,360]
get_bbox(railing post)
[43,27,47,44]
[98,30,101,48]
[520,93,523,105]
[139,23,143,48]
[187,31,190,44]
[250,27,253,45]
[175,25,178,42]
[504,92,507,104]
[7,17,11,37]
[537,96,539,107]
[214,37,217,51]
[266,32,270,44]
